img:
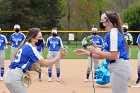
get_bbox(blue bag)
[95,59,110,85]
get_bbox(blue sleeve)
[100,37,103,45]
[47,39,50,47]
[137,35,140,44]
[59,39,61,46]
[10,35,13,42]
[28,48,43,63]
[22,33,26,40]
[41,41,45,48]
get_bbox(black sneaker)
[136,78,140,84]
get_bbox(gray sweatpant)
[0,50,5,68]
[10,47,18,62]
[87,56,99,74]
[4,68,27,93]
[108,59,132,93]
[47,51,60,77]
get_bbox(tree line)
[0,0,139,30]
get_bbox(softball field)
[0,59,140,93]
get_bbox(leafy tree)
[0,0,64,30]
[45,0,64,29]
[122,1,140,45]
[28,0,64,29]
[0,0,12,29]
[10,0,31,29]
[122,1,140,30]
[61,0,108,30]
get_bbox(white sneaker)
[84,79,89,82]
[130,84,140,87]
[48,77,52,82]
[38,78,42,81]
[56,77,60,82]
[0,77,3,81]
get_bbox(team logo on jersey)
[102,41,108,51]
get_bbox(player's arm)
[138,43,140,49]
[60,37,64,48]
[130,34,133,45]
[7,35,13,45]
[73,49,104,59]
[41,39,45,51]
[92,50,118,60]
[7,42,12,45]
[38,49,67,67]
[46,38,50,48]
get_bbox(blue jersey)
[102,28,129,63]
[90,35,103,46]
[36,39,45,52]
[46,36,63,51]
[9,42,43,72]
[136,34,140,44]
[0,34,8,50]
[10,32,26,47]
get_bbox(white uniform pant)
[47,51,60,77]
[87,56,99,74]
[0,50,5,68]
[108,59,132,93]
[4,68,27,93]
[10,47,18,62]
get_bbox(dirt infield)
[0,59,140,93]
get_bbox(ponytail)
[115,13,123,34]
[115,12,129,51]
[105,11,128,51]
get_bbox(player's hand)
[73,49,89,55]
[60,48,68,58]
[87,45,97,53]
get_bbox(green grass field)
[5,45,138,59]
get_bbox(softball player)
[46,29,63,82]
[9,24,26,62]
[83,26,103,82]
[0,28,8,81]
[4,28,67,93]
[36,38,45,81]
[74,11,132,93]
[122,23,133,57]
[136,34,140,84]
